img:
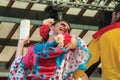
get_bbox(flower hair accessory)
[39,18,55,39]
[43,18,55,26]
[39,24,50,39]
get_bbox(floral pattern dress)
[8,35,91,80]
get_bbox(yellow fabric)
[86,39,100,68]
[74,28,120,80]
[98,29,120,80]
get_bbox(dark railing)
[0,77,8,80]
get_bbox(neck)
[47,33,57,42]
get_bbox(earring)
[49,30,54,36]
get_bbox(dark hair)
[113,3,120,22]
[114,4,120,14]
[51,20,71,33]
[40,20,71,43]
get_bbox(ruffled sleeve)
[8,45,35,80]
[50,36,91,80]
[8,56,31,80]
[76,36,91,70]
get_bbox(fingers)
[26,38,30,44]
[71,38,77,46]
[66,45,71,51]
[25,37,30,44]
[57,43,64,48]
[65,43,76,51]
[66,43,72,51]
[81,73,89,80]
[64,43,70,48]
[20,36,30,44]
[26,36,30,43]
[70,74,73,78]
[65,37,77,51]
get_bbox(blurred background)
[0,0,119,79]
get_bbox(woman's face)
[111,11,120,24]
[111,12,117,24]
[52,21,70,34]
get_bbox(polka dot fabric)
[50,36,91,80]
[8,56,31,80]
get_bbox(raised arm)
[15,36,30,57]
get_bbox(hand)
[65,37,77,51]
[80,73,89,80]
[74,73,89,80]
[16,36,30,57]
[19,36,30,45]
[57,42,64,48]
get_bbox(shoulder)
[28,42,45,48]
[33,42,46,54]
[28,43,44,52]
[28,44,36,50]
[26,44,36,54]
[27,43,44,55]
[93,22,120,39]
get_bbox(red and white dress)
[8,35,91,80]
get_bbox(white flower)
[43,18,55,26]
[54,34,64,48]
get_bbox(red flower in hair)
[39,24,50,39]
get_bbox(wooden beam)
[0,6,101,27]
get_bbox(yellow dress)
[73,22,120,80]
